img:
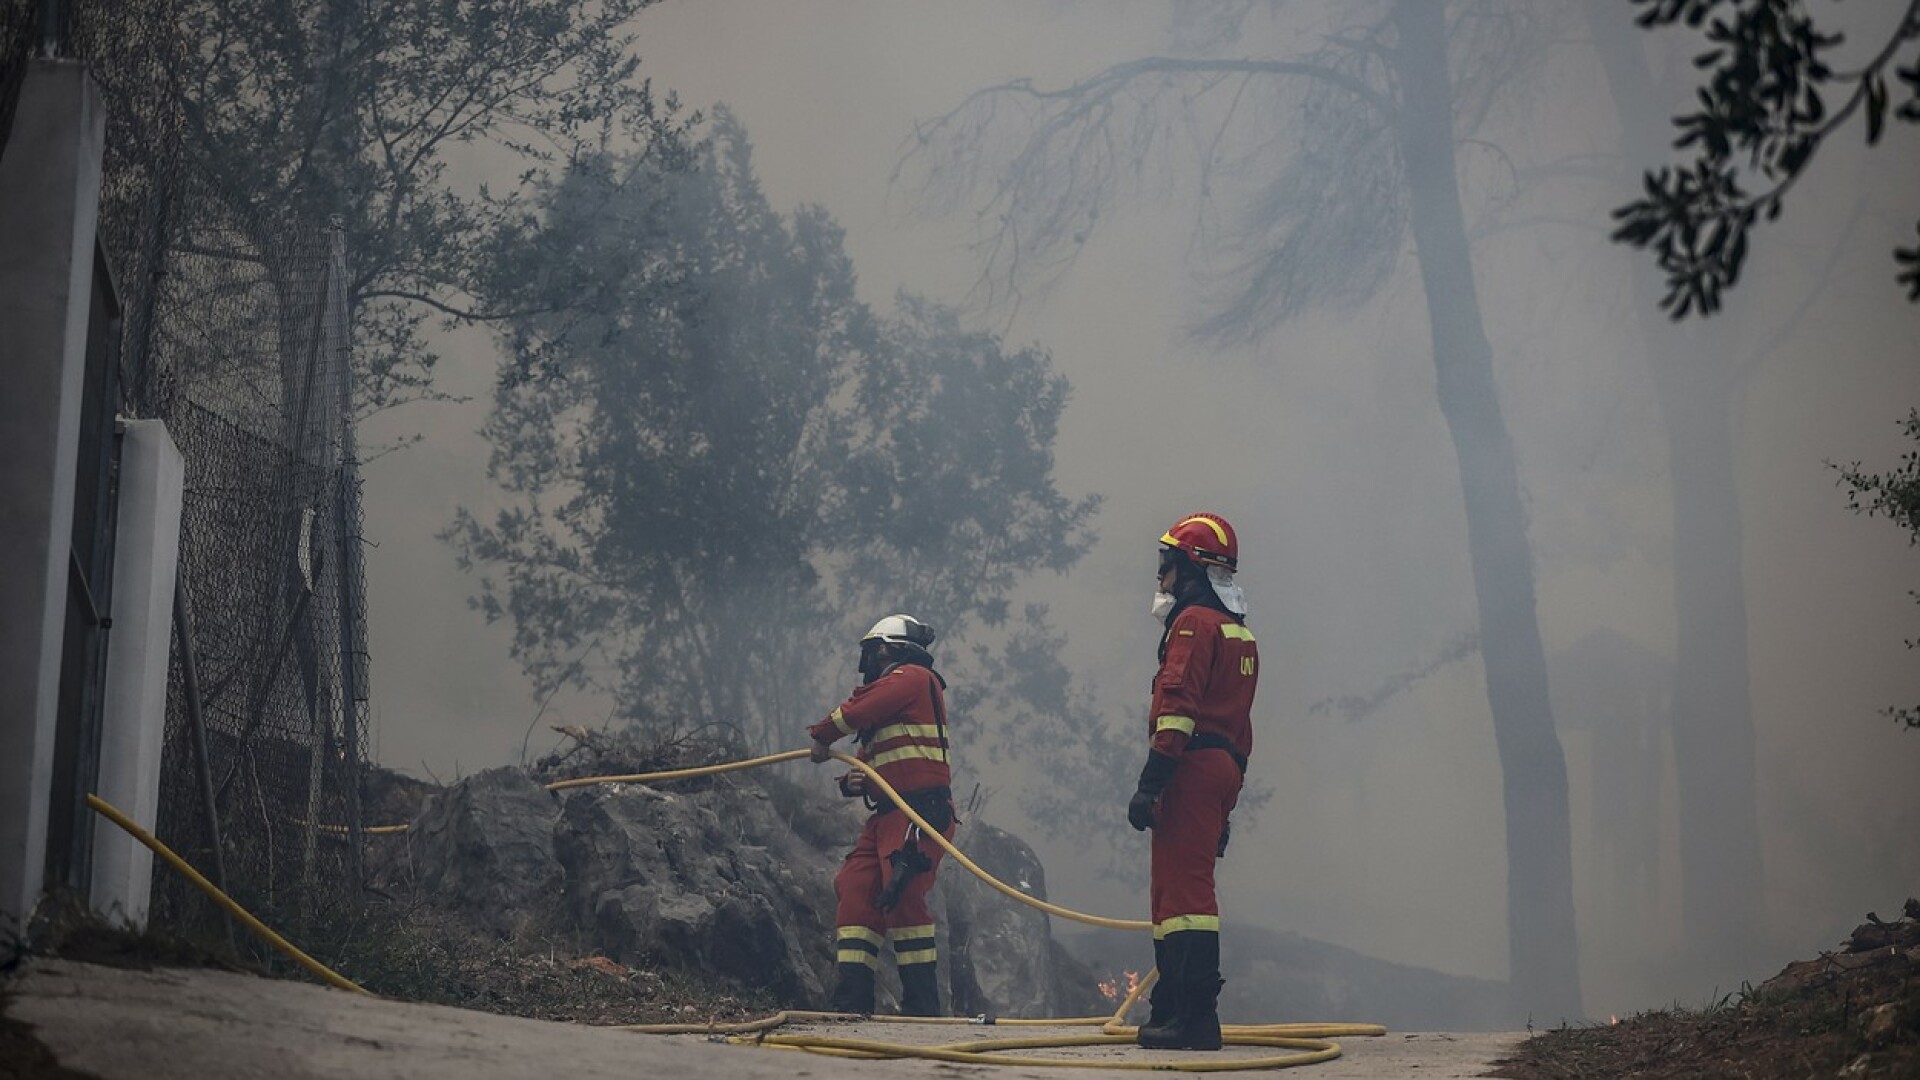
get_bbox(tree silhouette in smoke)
[449,111,1098,756]
[1607,1,1920,934]
[69,0,694,414]
[900,1,1583,1021]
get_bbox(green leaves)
[1829,410,1920,729]
[1866,71,1889,145]
[1898,221,1920,300]
[1610,162,1757,317]
[1619,0,1920,317]
[454,117,1097,751]
[1833,410,1920,545]
[147,0,692,411]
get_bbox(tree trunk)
[1657,365,1765,973]
[1391,0,1583,1022]
[1587,4,1765,979]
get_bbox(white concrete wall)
[0,60,106,942]
[90,421,184,927]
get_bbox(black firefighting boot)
[1136,931,1223,1051]
[829,962,876,1015]
[898,961,942,1017]
[1140,937,1178,1032]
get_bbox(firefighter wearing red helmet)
[806,614,957,1016]
[1128,512,1255,1051]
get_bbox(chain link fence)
[6,0,376,931]
[149,202,372,928]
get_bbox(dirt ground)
[12,907,1917,1078]
[2,959,1524,1079]
[1489,908,1920,1079]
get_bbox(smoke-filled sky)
[359,0,1920,1018]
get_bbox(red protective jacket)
[1148,605,1257,760]
[809,663,951,795]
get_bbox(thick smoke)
[361,0,1920,1020]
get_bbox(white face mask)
[1149,591,1176,621]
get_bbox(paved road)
[6,960,1524,1078]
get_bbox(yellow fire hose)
[85,748,1386,1071]
[553,749,1153,931]
[84,793,371,996]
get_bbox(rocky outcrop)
[395,765,1100,1016]
[405,768,565,938]
[941,821,1108,1019]
[554,779,839,1004]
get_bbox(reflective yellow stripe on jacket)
[868,721,948,768]
[1154,914,1221,938]
[1154,715,1195,736]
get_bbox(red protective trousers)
[1148,748,1242,932]
[833,805,956,968]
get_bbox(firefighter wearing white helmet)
[806,614,956,1016]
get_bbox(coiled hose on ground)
[85,747,1385,1071]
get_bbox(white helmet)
[861,614,935,652]
[858,614,934,683]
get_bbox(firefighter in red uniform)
[808,614,956,1016]
[1127,513,1256,1051]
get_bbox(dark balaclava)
[858,640,892,685]
[1160,547,1225,616]
[859,639,935,684]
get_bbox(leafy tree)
[1612,0,1920,316]
[450,112,1098,754]
[901,1,1582,1020]
[72,0,688,413]
[64,0,694,724]
[1832,411,1920,729]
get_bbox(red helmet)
[1159,513,1238,570]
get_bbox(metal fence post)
[326,219,366,897]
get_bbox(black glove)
[1216,816,1231,858]
[1127,751,1179,831]
[836,771,867,799]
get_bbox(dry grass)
[20,890,777,1027]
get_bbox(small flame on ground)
[1610,1014,1620,1025]
[1097,970,1142,1002]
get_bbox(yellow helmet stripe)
[1169,515,1230,548]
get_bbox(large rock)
[554,779,839,1004]
[397,765,1101,1014]
[939,822,1108,1020]
[404,767,564,937]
